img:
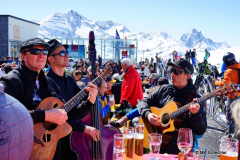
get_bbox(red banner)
[122,51,128,57]
[71,45,78,52]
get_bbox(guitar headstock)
[213,82,238,97]
[100,63,113,80]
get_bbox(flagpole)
[123,31,125,48]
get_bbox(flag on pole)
[116,29,120,39]
[125,36,127,47]
[115,29,120,59]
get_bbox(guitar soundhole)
[162,113,170,125]
[53,103,58,108]
[43,123,57,131]
[42,134,51,142]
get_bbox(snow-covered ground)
[196,46,240,66]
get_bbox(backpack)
[208,52,210,57]
[0,92,33,160]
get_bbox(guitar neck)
[170,92,214,118]
[60,76,103,112]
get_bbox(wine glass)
[177,128,193,155]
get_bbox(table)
[142,153,177,159]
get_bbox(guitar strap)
[161,91,197,148]
[46,79,65,103]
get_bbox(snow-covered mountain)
[125,30,188,60]
[39,10,130,39]
[38,10,230,61]
[180,28,230,52]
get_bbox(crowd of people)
[1,37,240,160]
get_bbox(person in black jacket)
[0,38,68,125]
[111,73,122,104]
[47,39,98,160]
[97,55,102,67]
[185,50,190,61]
[0,56,7,65]
[190,49,196,66]
[137,58,207,154]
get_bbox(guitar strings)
[162,92,215,123]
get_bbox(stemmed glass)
[177,128,193,156]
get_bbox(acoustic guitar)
[30,64,113,160]
[139,83,240,149]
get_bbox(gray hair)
[121,58,132,67]
[112,73,121,81]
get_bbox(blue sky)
[1,0,240,47]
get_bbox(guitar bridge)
[34,134,44,147]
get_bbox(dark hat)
[20,38,50,53]
[47,39,69,55]
[167,58,194,75]
[158,77,169,85]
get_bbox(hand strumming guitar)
[86,83,98,104]
[147,113,161,126]
[45,109,68,125]
[186,99,200,114]
[84,126,100,141]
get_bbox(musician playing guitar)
[138,58,207,154]
[0,38,69,126]
[46,39,98,160]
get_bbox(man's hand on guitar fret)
[86,83,98,104]
[45,109,68,125]
[186,99,200,114]
[84,126,100,141]
[147,113,161,126]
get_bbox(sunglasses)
[50,50,69,57]
[24,49,48,55]
[170,68,186,75]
